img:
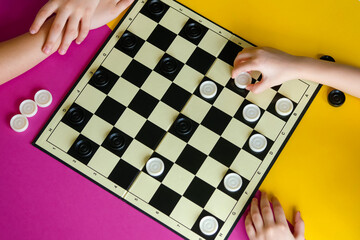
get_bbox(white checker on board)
[33,0,321,240]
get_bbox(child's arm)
[232,47,360,98]
[245,192,305,240]
[0,0,134,85]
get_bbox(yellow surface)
[108,1,360,239]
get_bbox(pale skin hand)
[245,192,305,240]
[0,0,134,85]
[232,47,360,98]
[30,0,100,55]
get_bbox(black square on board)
[149,184,181,215]
[88,66,118,94]
[176,145,206,174]
[234,99,265,129]
[128,89,159,118]
[186,47,216,75]
[68,135,99,165]
[95,96,126,125]
[183,177,215,208]
[122,59,152,88]
[154,53,184,81]
[102,127,133,157]
[62,103,92,132]
[218,41,243,66]
[217,169,249,200]
[178,19,208,45]
[210,137,240,167]
[191,210,224,240]
[135,121,166,150]
[201,106,232,135]
[161,83,191,111]
[114,31,145,58]
[194,77,223,104]
[108,159,140,190]
[147,25,177,51]
[142,152,173,182]
[140,0,170,22]
[169,114,199,142]
[242,130,274,161]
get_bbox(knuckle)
[261,205,272,214]
[251,214,262,225]
[52,23,62,32]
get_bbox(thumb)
[294,211,305,240]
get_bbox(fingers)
[294,211,305,240]
[30,2,58,34]
[58,16,81,55]
[246,77,271,94]
[232,60,257,79]
[76,13,91,44]
[260,192,274,227]
[250,198,263,232]
[43,10,71,54]
[245,213,256,240]
[116,0,135,13]
[271,196,288,225]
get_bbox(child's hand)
[91,0,134,30]
[30,0,100,55]
[245,192,305,240]
[232,47,302,94]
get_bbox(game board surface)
[33,0,320,239]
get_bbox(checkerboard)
[33,0,320,239]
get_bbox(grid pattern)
[34,0,318,240]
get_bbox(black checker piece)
[183,177,215,208]
[147,25,177,51]
[201,106,232,135]
[102,127,132,157]
[242,130,274,161]
[154,54,184,81]
[169,114,198,142]
[115,31,145,58]
[128,89,159,118]
[218,40,244,66]
[135,121,166,150]
[108,160,140,190]
[186,47,216,75]
[191,210,224,240]
[210,137,240,167]
[179,19,208,45]
[88,66,118,94]
[218,169,249,200]
[62,103,92,132]
[122,59,152,88]
[68,135,99,165]
[176,145,206,174]
[328,89,345,107]
[161,83,191,111]
[149,184,181,215]
[140,0,169,22]
[95,96,126,125]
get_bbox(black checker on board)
[102,127,132,157]
[140,0,169,22]
[154,53,184,81]
[68,134,99,165]
[108,159,140,190]
[149,184,181,215]
[179,19,208,45]
[95,96,126,125]
[169,114,199,142]
[62,103,92,132]
[88,66,118,94]
[115,31,145,58]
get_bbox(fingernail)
[76,40,82,45]
[29,29,36,34]
[43,46,50,54]
[59,49,66,55]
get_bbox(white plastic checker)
[33,0,321,239]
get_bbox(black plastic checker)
[68,134,99,165]
[154,53,184,81]
[169,114,199,142]
[62,103,92,132]
[179,19,208,45]
[89,66,119,94]
[115,31,145,57]
[102,127,133,157]
[140,0,169,22]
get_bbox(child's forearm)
[296,57,360,98]
[0,17,60,85]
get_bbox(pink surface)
[0,1,250,239]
